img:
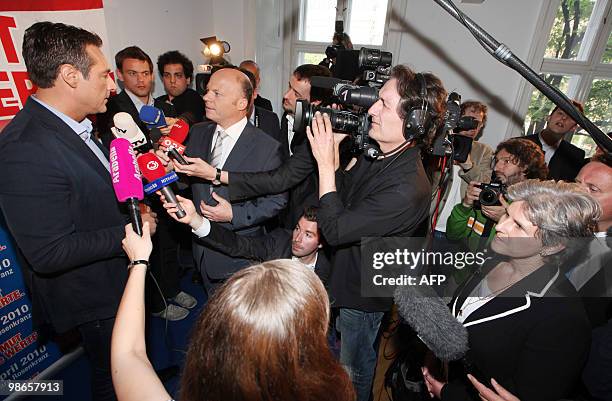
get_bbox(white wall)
[387,0,548,147]
[102,0,256,98]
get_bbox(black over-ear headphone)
[403,73,433,141]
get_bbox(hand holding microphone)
[137,153,186,218]
[158,119,190,165]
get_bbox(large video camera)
[294,47,392,153]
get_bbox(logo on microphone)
[0,245,6,253]
[146,160,160,171]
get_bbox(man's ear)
[59,64,79,88]
[237,97,248,111]
[115,68,124,82]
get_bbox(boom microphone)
[109,138,144,236]
[112,112,152,153]
[136,153,186,218]
[394,284,469,361]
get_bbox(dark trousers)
[77,317,117,401]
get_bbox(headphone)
[402,73,433,142]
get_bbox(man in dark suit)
[155,50,205,126]
[239,59,273,112]
[0,22,156,401]
[96,46,155,150]
[239,67,281,143]
[522,101,587,181]
[169,68,286,292]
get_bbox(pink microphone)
[110,138,144,235]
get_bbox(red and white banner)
[0,0,111,131]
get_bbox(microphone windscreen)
[394,284,469,361]
[139,106,167,128]
[109,138,144,202]
[137,153,167,182]
[113,112,141,140]
[168,119,189,144]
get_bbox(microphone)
[136,153,186,218]
[112,112,152,153]
[139,105,167,128]
[158,120,190,165]
[394,284,469,361]
[109,138,144,236]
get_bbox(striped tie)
[210,129,228,168]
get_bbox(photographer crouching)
[306,65,447,401]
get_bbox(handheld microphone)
[112,112,152,153]
[136,153,186,218]
[158,120,190,165]
[394,284,469,361]
[139,105,167,129]
[109,138,144,236]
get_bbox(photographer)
[446,138,548,252]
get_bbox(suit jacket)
[186,121,286,280]
[523,134,586,181]
[253,94,273,112]
[253,106,281,143]
[195,223,331,284]
[443,261,591,401]
[0,98,128,333]
[96,90,151,150]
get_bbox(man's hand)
[159,117,179,135]
[422,366,446,399]
[481,195,508,222]
[200,192,232,223]
[161,194,204,229]
[458,153,473,171]
[462,181,482,207]
[154,148,174,173]
[140,207,158,236]
[306,111,348,171]
[173,156,216,181]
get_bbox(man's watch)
[211,167,222,186]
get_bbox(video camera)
[293,48,392,154]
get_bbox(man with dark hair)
[523,100,587,181]
[155,50,205,126]
[239,59,273,112]
[239,67,281,143]
[167,68,286,293]
[429,100,493,238]
[446,138,549,251]
[281,64,332,159]
[163,201,330,282]
[0,22,156,401]
[96,45,154,149]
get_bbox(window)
[289,0,390,69]
[521,0,611,157]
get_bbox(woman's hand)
[161,194,203,229]
[121,222,153,262]
[467,374,520,401]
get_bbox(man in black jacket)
[522,101,587,181]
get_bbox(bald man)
[239,59,273,111]
[172,68,286,292]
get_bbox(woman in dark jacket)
[423,180,600,401]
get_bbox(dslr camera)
[293,47,392,153]
[477,181,506,207]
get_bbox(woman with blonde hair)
[111,222,354,401]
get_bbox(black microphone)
[394,284,469,361]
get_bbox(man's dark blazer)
[523,133,586,181]
[155,88,205,126]
[254,94,273,112]
[195,222,331,284]
[96,90,151,150]
[185,121,286,280]
[442,262,591,401]
[253,106,281,143]
[0,98,128,333]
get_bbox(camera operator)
[304,66,446,401]
[446,138,548,253]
